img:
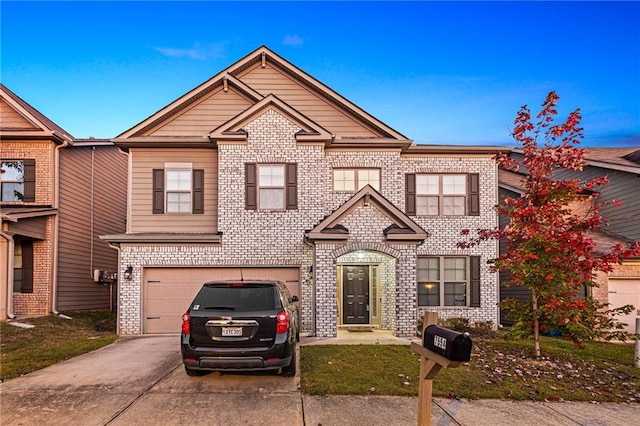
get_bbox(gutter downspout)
[1,228,15,319]
[106,241,121,335]
[51,140,69,315]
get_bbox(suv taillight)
[182,312,190,334]
[276,310,289,334]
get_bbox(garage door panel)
[143,267,300,334]
[609,279,640,334]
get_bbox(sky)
[1,1,639,147]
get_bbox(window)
[417,174,466,215]
[1,160,35,202]
[166,169,192,213]
[406,173,479,216]
[245,163,297,210]
[417,256,481,307]
[13,240,33,293]
[258,164,285,209]
[152,166,204,214]
[333,168,380,191]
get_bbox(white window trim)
[416,174,467,216]
[165,163,193,214]
[258,164,286,210]
[333,168,381,192]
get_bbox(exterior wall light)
[124,265,133,281]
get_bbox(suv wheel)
[282,346,297,377]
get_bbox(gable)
[0,98,39,130]
[146,85,254,137]
[115,46,411,148]
[235,61,378,138]
[306,185,428,243]
[209,94,332,143]
[0,84,73,144]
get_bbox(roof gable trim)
[209,94,333,143]
[306,185,428,242]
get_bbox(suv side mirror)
[290,295,299,303]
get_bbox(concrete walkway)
[0,334,637,425]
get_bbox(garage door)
[143,267,300,334]
[609,278,640,334]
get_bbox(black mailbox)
[423,325,472,362]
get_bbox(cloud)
[152,43,226,60]
[283,35,304,47]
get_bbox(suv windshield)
[193,283,281,312]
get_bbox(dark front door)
[343,265,369,324]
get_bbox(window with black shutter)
[245,163,297,210]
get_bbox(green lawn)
[300,335,640,403]
[0,311,117,381]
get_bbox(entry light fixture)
[124,265,133,281]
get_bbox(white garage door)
[143,267,300,334]
[609,278,640,334]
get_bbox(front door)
[343,265,369,324]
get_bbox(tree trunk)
[532,289,541,358]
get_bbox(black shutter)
[192,169,204,214]
[245,163,257,210]
[470,255,481,307]
[286,163,297,210]
[23,159,36,202]
[21,241,34,293]
[152,169,164,214]
[468,173,480,216]
[405,173,416,215]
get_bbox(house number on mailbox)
[434,335,447,351]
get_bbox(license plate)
[222,327,243,337]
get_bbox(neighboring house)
[103,46,506,337]
[0,84,127,319]
[498,148,640,333]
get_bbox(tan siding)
[147,87,253,136]
[57,145,127,310]
[0,98,38,129]
[130,148,218,233]
[237,63,379,138]
[7,216,48,240]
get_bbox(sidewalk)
[299,333,638,426]
[302,395,638,426]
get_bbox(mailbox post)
[411,312,472,426]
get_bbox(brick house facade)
[103,46,506,336]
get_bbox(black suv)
[181,280,300,377]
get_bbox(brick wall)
[12,216,53,315]
[117,110,501,335]
[1,140,55,205]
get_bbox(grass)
[300,333,640,403]
[0,311,117,382]
[2,313,638,404]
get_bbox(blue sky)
[2,1,639,147]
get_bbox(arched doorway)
[336,249,396,330]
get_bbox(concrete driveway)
[0,336,303,426]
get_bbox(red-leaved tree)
[459,91,640,357]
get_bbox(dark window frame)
[1,159,35,202]
[406,173,479,216]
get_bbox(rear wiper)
[204,306,235,310]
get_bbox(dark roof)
[584,148,640,168]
